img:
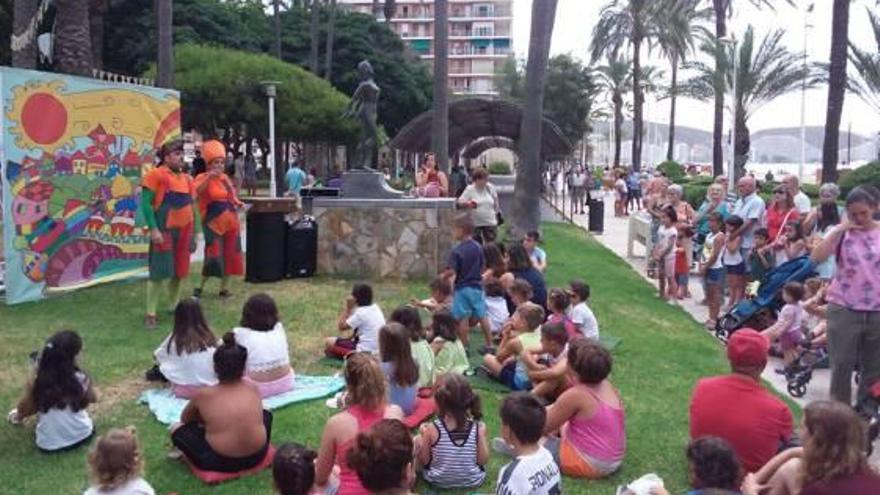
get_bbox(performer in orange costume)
[141,140,198,328]
[192,140,244,299]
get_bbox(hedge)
[839,161,880,197]
[658,160,685,183]
[488,161,513,175]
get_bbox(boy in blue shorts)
[442,213,494,353]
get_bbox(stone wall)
[313,198,456,279]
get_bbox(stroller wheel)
[788,382,807,398]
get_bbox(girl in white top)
[233,293,294,398]
[7,330,97,452]
[484,277,511,335]
[84,428,155,495]
[722,215,746,308]
[153,298,218,398]
[652,206,678,301]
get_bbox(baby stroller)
[783,342,828,398]
[715,256,816,341]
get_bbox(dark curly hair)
[240,293,280,331]
[687,437,742,491]
[347,419,413,492]
[273,442,317,495]
[32,330,90,413]
[567,337,612,385]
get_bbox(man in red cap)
[689,329,794,473]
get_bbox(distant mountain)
[590,121,877,163]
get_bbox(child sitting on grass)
[430,310,470,376]
[233,293,294,398]
[8,330,97,453]
[380,323,420,415]
[761,282,806,370]
[410,277,453,314]
[494,393,561,495]
[481,302,546,390]
[567,280,599,340]
[347,419,415,495]
[442,213,493,352]
[150,298,218,398]
[543,338,625,479]
[325,283,385,358]
[483,278,510,337]
[506,279,534,315]
[273,442,317,495]
[416,374,489,489]
[84,427,155,495]
[390,306,434,389]
[652,436,742,495]
[546,288,577,339]
[521,322,570,401]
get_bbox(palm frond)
[847,7,880,115]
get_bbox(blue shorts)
[452,286,487,320]
[706,268,725,285]
[725,263,746,276]
[499,362,532,391]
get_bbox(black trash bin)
[588,197,604,234]
[286,216,318,278]
[245,199,297,283]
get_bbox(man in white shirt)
[782,174,811,215]
[731,177,766,264]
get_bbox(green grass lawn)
[0,222,787,494]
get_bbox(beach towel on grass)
[139,374,345,425]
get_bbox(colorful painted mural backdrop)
[1,68,180,304]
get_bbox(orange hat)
[201,140,226,164]
[727,329,770,368]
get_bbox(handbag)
[496,211,505,226]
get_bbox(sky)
[511,0,880,137]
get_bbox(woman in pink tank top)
[315,354,403,495]
[544,338,626,479]
[811,185,880,415]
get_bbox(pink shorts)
[244,370,296,398]
[171,384,209,399]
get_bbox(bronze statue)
[342,60,380,170]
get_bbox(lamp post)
[720,34,738,195]
[799,3,815,184]
[261,81,281,198]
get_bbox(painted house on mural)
[122,149,141,177]
[54,152,73,175]
[71,150,87,174]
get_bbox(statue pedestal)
[342,170,404,199]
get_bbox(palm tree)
[431,0,449,173]
[682,27,816,177]
[156,0,173,87]
[822,0,850,183]
[658,0,709,161]
[591,0,688,171]
[512,0,559,236]
[55,0,93,76]
[848,7,880,116]
[708,0,791,176]
[324,0,337,80]
[596,55,633,168]
[273,0,283,59]
[11,0,38,69]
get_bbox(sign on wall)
[1,68,180,304]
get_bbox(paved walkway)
[543,189,880,461]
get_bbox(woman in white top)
[153,298,219,398]
[457,168,499,244]
[233,293,294,398]
[8,330,97,452]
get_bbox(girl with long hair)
[233,293,294,398]
[152,298,219,398]
[379,323,420,415]
[8,330,97,452]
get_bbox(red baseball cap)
[727,329,769,367]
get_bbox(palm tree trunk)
[156,0,173,87]
[383,0,396,22]
[90,0,107,70]
[273,0,282,59]
[734,112,749,180]
[309,0,320,74]
[666,53,678,162]
[712,0,726,177]
[512,0,558,236]
[613,95,623,168]
[55,0,93,76]
[431,0,449,173]
[631,34,643,171]
[324,0,337,80]
[822,0,850,183]
[372,0,380,18]
[11,0,38,69]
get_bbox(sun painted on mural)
[1,69,180,303]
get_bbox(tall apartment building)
[338,0,513,96]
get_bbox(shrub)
[658,160,685,183]
[801,183,820,199]
[682,184,709,209]
[839,161,880,197]
[488,161,512,175]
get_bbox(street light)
[261,81,281,198]
[799,3,815,184]
[719,34,737,196]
